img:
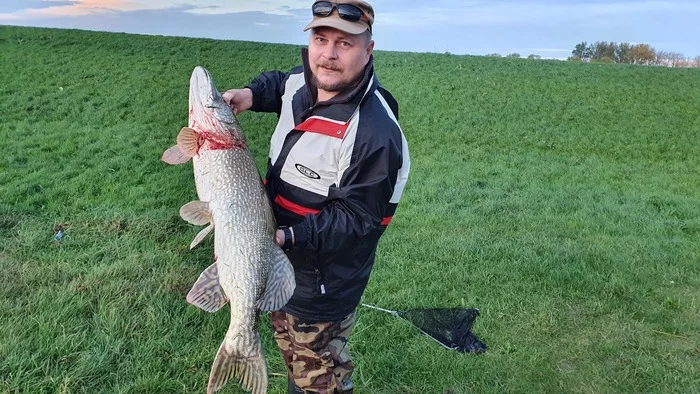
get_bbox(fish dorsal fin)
[180,201,211,226]
[190,223,214,249]
[162,145,191,165]
[256,244,296,311]
[186,263,229,313]
[177,127,200,157]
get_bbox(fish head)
[188,66,245,151]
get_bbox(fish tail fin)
[207,332,267,394]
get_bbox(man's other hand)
[221,88,253,114]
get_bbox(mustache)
[318,62,341,71]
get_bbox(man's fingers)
[221,90,235,105]
[275,229,285,247]
[222,94,235,112]
[221,89,251,114]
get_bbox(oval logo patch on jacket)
[295,164,321,179]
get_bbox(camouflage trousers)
[270,310,356,394]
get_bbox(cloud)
[377,0,700,28]
[183,1,309,16]
[0,0,310,21]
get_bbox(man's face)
[308,27,374,95]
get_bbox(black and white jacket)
[247,49,410,321]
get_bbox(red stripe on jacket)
[274,195,321,216]
[296,116,349,139]
[275,195,393,226]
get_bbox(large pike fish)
[162,66,295,394]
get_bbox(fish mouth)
[189,66,236,128]
[190,66,222,110]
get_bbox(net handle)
[360,303,400,317]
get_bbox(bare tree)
[655,50,671,66]
[667,52,687,68]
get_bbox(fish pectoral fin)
[180,201,212,226]
[161,145,191,165]
[190,223,214,249]
[186,263,228,313]
[177,127,200,157]
[207,338,267,394]
[256,245,296,312]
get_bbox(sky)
[1,0,699,59]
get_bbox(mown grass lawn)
[1,26,699,393]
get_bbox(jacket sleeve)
[291,127,404,259]
[245,70,289,116]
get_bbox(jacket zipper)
[314,267,326,295]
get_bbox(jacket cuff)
[290,222,309,249]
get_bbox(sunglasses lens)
[337,4,363,21]
[312,1,334,16]
[312,2,364,22]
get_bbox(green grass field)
[1,25,699,393]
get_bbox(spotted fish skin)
[162,66,295,394]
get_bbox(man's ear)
[366,40,375,58]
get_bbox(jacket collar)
[300,47,377,124]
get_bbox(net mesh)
[396,308,487,353]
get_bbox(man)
[222,1,409,392]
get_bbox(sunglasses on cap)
[312,1,369,26]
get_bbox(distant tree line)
[569,41,700,68]
[485,53,541,59]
